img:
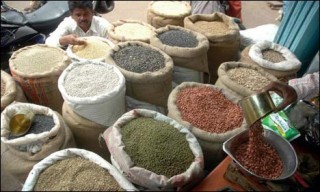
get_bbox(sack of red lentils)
[105,41,174,107]
[1,102,76,184]
[9,44,71,114]
[167,82,247,170]
[104,109,204,191]
[22,148,138,191]
[147,1,192,29]
[1,70,27,111]
[184,12,240,84]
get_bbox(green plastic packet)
[261,92,300,141]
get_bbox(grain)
[151,1,190,16]
[194,21,228,34]
[72,38,111,59]
[1,79,6,97]
[262,49,286,63]
[114,23,153,40]
[158,29,198,48]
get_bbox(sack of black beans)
[167,82,247,170]
[66,36,115,62]
[108,19,156,43]
[184,12,240,84]
[1,102,76,184]
[104,109,204,190]
[147,1,191,29]
[126,96,167,115]
[1,70,27,111]
[58,60,126,127]
[105,41,174,107]
[62,102,111,161]
[22,148,137,191]
[215,62,279,98]
[9,44,71,114]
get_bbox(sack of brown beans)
[147,1,192,29]
[105,41,173,107]
[1,102,76,184]
[9,44,71,114]
[22,148,137,191]
[58,60,126,127]
[62,102,110,161]
[215,62,279,98]
[1,70,27,112]
[184,12,240,84]
[66,36,115,62]
[239,41,301,83]
[167,82,247,171]
[108,19,156,44]
[104,109,204,190]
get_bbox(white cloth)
[289,72,319,101]
[45,16,112,47]
[190,1,225,14]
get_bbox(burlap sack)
[184,13,240,84]
[9,44,71,114]
[105,41,173,107]
[147,1,192,29]
[62,102,110,161]
[1,102,76,184]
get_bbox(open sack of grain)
[1,102,76,184]
[147,1,191,29]
[167,82,247,171]
[22,148,137,191]
[103,109,204,190]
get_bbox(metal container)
[9,109,35,137]
[223,129,298,181]
[239,91,276,125]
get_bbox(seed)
[1,79,6,97]
[193,21,228,34]
[262,49,286,63]
[114,23,154,40]
[158,29,198,48]
[72,38,111,59]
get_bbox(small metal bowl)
[223,129,298,181]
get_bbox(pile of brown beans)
[262,49,286,63]
[193,21,228,34]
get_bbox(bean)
[193,21,228,34]
[158,29,198,48]
[262,49,286,63]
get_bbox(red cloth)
[226,1,242,22]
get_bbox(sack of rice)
[240,41,301,83]
[1,70,27,111]
[62,102,110,161]
[105,41,173,107]
[147,1,191,29]
[215,62,279,98]
[104,109,204,190]
[58,60,126,127]
[22,148,137,191]
[167,82,247,171]
[1,102,76,184]
[66,36,115,62]
[108,19,156,43]
[184,12,240,84]
[9,44,71,113]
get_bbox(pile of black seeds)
[113,45,165,73]
[158,29,199,48]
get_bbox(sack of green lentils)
[147,1,192,29]
[105,41,174,107]
[184,12,240,84]
[62,102,111,161]
[104,109,204,191]
[58,60,126,127]
[167,82,247,171]
[22,148,138,191]
[108,19,156,44]
[1,70,27,111]
[9,44,71,114]
[1,102,76,184]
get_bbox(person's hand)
[59,34,86,46]
[260,81,298,112]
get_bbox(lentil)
[1,79,6,97]
[158,29,198,48]
[113,45,165,73]
[120,117,194,178]
[262,49,286,63]
[72,38,111,59]
[234,121,283,179]
[114,23,153,40]
[34,156,123,191]
[63,64,119,97]
[176,86,243,133]
[194,21,228,34]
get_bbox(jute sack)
[104,109,204,191]
[147,1,191,29]
[105,41,174,107]
[167,82,247,170]
[9,44,71,114]
[184,12,240,84]
[22,148,138,191]
[108,19,156,43]
[1,70,27,111]
[1,102,76,184]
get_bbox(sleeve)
[45,17,72,47]
[96,17,112,38]
[288,72,319,101]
